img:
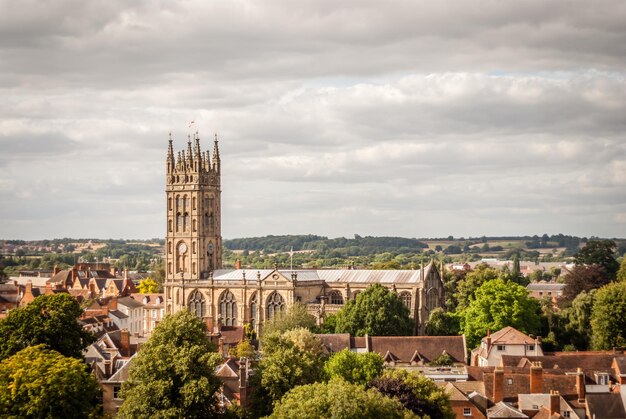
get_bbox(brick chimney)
[120,329,130,357]
[576,368,586,403]
[218,337,224,356]
[530,361,543,393]
[53,265,60,276]
[109,297,118,311]
[493,367,504,403]
[486,328,492,352]
[235,259,241,270]
[549,391,560,416]
[110,266,116,276]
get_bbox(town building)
[471,327,544,367]
[163,135,446,334]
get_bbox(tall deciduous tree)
[0,293,95,361]
[269,379,416,419]
[459,279,541,349]
[368,369,455,419]
[454,264,500,310]
[251,328,325,416]
[574,239,619,279]
[118,310,222,419]
[323,348,384,385]
[590,282,626,350]
[137,277,160,293]
[0,345,100,418]
[334,284,413,336]
[617,257,626,283]
[562,265,611,302]
[425,307,460,336]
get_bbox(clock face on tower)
[178,242,188,254]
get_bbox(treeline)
[224,234,428,254]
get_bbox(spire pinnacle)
[212,133,221,174]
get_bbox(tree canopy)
[323,348,384,385]
[574,239,619,279]
[425,307,460,336]
[334,284,413,336]
[137,277,161,293]
[118,310,222,419]
[0,345,100,418]
[590,282,626,350]
[251,328,326,416]
[0,293,95,361]
[454,264,500,310]
[459,279,541,349]
[562,265,611,303]
[262,302,317,337]
[617,257,626,283]
[269,378,416,419]
[368,369,454,419]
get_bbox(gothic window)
[183,195,188,211]
[192,197,196,210]
[168,241,172,254]
[352,291,360,300]
[168,262,172,275]
[188,289,206,318]
[169,219,172,232]
[220,290,237,326]
[329,291,344,305]
[249,293,257,329]
[183,213,189,231]
[266,291,285,320]
[168,197,172,211]
[399,291,412,309]
[176,195,181,210]
[193,219,197,232]
[176,213,182,231]
[426,288,439,312]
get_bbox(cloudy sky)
[1,0,625,240]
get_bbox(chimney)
[120,329,130,357]
[239,358,248,408]
[235,259,241,270]
[549,391,560,416]
[25,280,32,296]
[486,329,492,352]
[576,368,585,403]
[44,282,53,296]
[530,361,543,393]
[110,266,116,276]
[109,297,118,311]
[53,265,60,276]
[493,367,504,403]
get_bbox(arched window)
[266,292,285,320]
[249,293,257,329]
[188,290,205,318]
[426,288,439,312]
[329,291,344,305]
[220,290,237,326]
[399,291,412,309]
[352,291,360,301]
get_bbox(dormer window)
[595,373,609,385]
[527,345,535,351]
[497,345,506,351]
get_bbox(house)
[471,327,543,367]
[116,297,144,336]
[215,357,251,409]
[0,283,20,318]
[130,293,164,335]
[526,282,566,304]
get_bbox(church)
[163,135,445,335]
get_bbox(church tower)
[165,133,222,288]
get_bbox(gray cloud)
[1,0,625,239]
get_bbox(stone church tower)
[164,133,222,290]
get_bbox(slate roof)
[117,296,143,309]
[487,401,529,418]
[490,327,536,345]
[585,393,626,419]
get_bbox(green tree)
[368,369,454,419]
[0,345,100,418]
[590,282,626,350]
[137,277,160,294]
[251,328,326,416]
[575,239,619,279]
[454,264,500,310]
[269,378,416,419]
[262,302,317,336]
[323,349,384,385]
[118,310,222,419]
[561,291,595,350]
[617,258,626,282]
[424,308,460,336]
[334,284,413,336]
[459,279,542,349]
[0,293,95,361]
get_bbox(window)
[266,291,285,320]
[188,290,206,318]
[563,412,570,418]
[507,378,513,385]
[329,291,343,305]
[113,385,122,399]
[220,290,237,326]
[527,345,535,351]
[532,405,538,410]
[497,345,506,351]
[399,291,412,309]
[463,407,471,416]
[250,293,257,329]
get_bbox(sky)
[1,0,625,240]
